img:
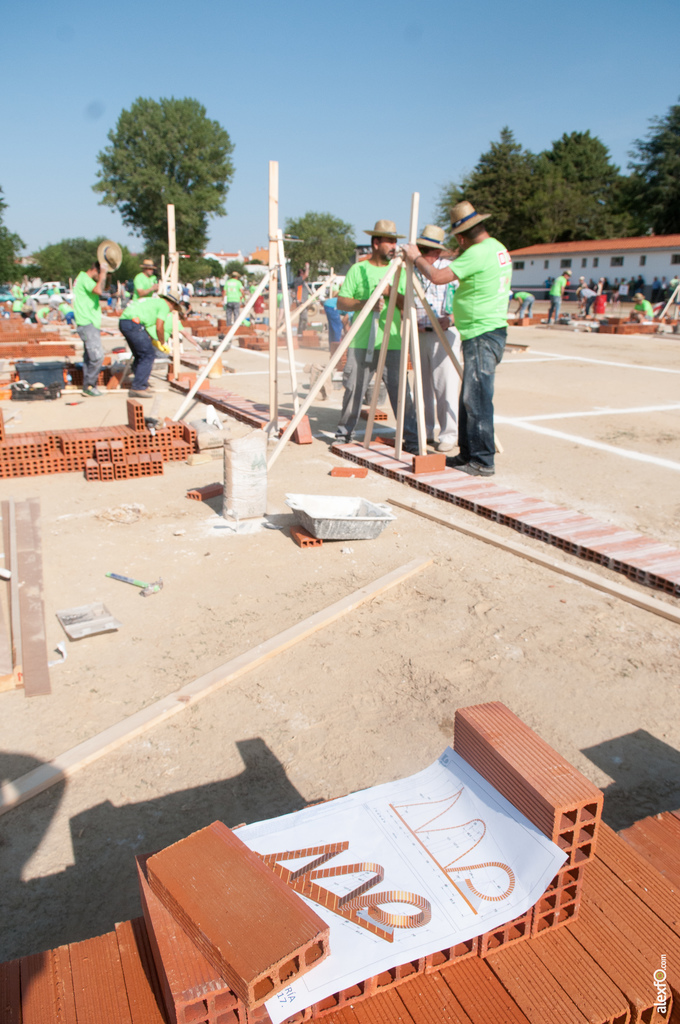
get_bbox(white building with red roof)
[203,249,242,267]
[509,235,680,291]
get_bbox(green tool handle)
[106,572,149,588]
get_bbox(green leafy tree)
[628,100,680,234]
[178,256,223,283]
[436,128,537,250]
[0,188,25,283]
[283,212,355,278]
[224,260,246,276]
[533,131,632,241]
[93,97,235,258]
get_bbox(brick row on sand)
[169,382,313,444]
[331,440,680,597]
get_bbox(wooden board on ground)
[15,498,51,697]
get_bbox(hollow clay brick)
[20,946,77,1024]
[99,461,114,482]
[115,918,168,1024]
[186,483,223,502]
[527,927,629,1024]
[330,467,369,478]
[597,822,680,934]
[412,454,446,475]
[568,898,672,1023]
[147,822,330,1009]
[0,960,21,1024]
[291,526,323,548]
[137,855,241,1024]
[453,703,603,863]
[478,905,533,957]
[127,400,146,432]
[68,930,133,1024]
[619,814,680,887]
[359,409,388,421]
[440,957,531,1024]
[485,941,589,1024]
[396,970,474,1024]
[292,416,313,445]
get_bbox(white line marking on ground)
[508,404,680,423]
[531,350,680,375]
[495,418,680,471]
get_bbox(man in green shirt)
[403,201,511,476]
[11,284,24,313]
[629,292,654,323]
[132,258,158,301]
[547,270,571,324]
[73,261,108,396]
[336,218,418,449]
[512,291,535,319]
[223,272,244,326]
[119,289,183,397]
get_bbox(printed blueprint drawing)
[238,748,566,1023]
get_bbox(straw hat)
[141,258,157,271]
[363,219,405,239]
[161,288,182,307]
[449,201,491,235]
[633,292,646,301]
[230,271,241,278]
[416,225,447,250]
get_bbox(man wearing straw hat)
[403,201,511,476]
[413,223,460,453]
[119,288,183,397]
[336,219,418,449]
[133,258,158,301]
[223,271,244,326]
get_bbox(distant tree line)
[436,100,680,250]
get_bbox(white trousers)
[418,328,461,445]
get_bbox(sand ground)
[1,303,679,961]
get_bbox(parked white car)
[27,282,73,305]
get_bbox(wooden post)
[395,193,425,458]
[268,161,279,435]
[658,284,680,323]
[267,259,401,471]
[167,204,180,379]
[276,230,299,413]
[362,267,402,449]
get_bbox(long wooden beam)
[0,557,431,816]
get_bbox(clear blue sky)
[2,0,678,260]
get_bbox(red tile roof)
[510,235,680,257]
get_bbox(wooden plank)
[2,499,22,678]
[390,499,680,625]
[15,498,51,696]
[0,557,431,815]
[268,159,279,433]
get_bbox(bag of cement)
[223,430,267,519]
[190,415,228,450]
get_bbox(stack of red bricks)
[3,703,678,1024]
[0,402,197,481]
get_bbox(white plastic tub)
[285,493,396,541]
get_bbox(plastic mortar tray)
[285,493,396,541]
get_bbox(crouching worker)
[118,289,183,398]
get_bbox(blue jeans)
[519,297,534,318]
[119,319,156,390]
[76,323,105,388]
[336,346,418,446]
[547,296,561,323]
[458,328,506,469]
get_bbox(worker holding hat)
[413,224,461,452]
[73,260,109,397]
[132,258,158,301]
[119,289,183,397]
[336,219,418,449]
[403,201,511,476]
[547,269,571,325]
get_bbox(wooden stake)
[406,194,427,455]
[391,499,680,624]
[394,194,421,458]
[362,268,402,449]
[276,229,299,413]
[268,161,279,434]
[267,258,402,470]
[0,557,431,815]
[167,203,180,380]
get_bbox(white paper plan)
[237,749,567,1023]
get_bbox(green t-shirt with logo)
[36,307,50,321]
[448,238,511,341]
[121,295,170,338]
[514,291,532,302]
[224,279,244,303]
[73,271,101,328]
[338,260,405,350]
[58,302,71,315]
[634,299,653,318]
[133,272,158,301]
[549,275,567,297]
[11,285,24,311]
